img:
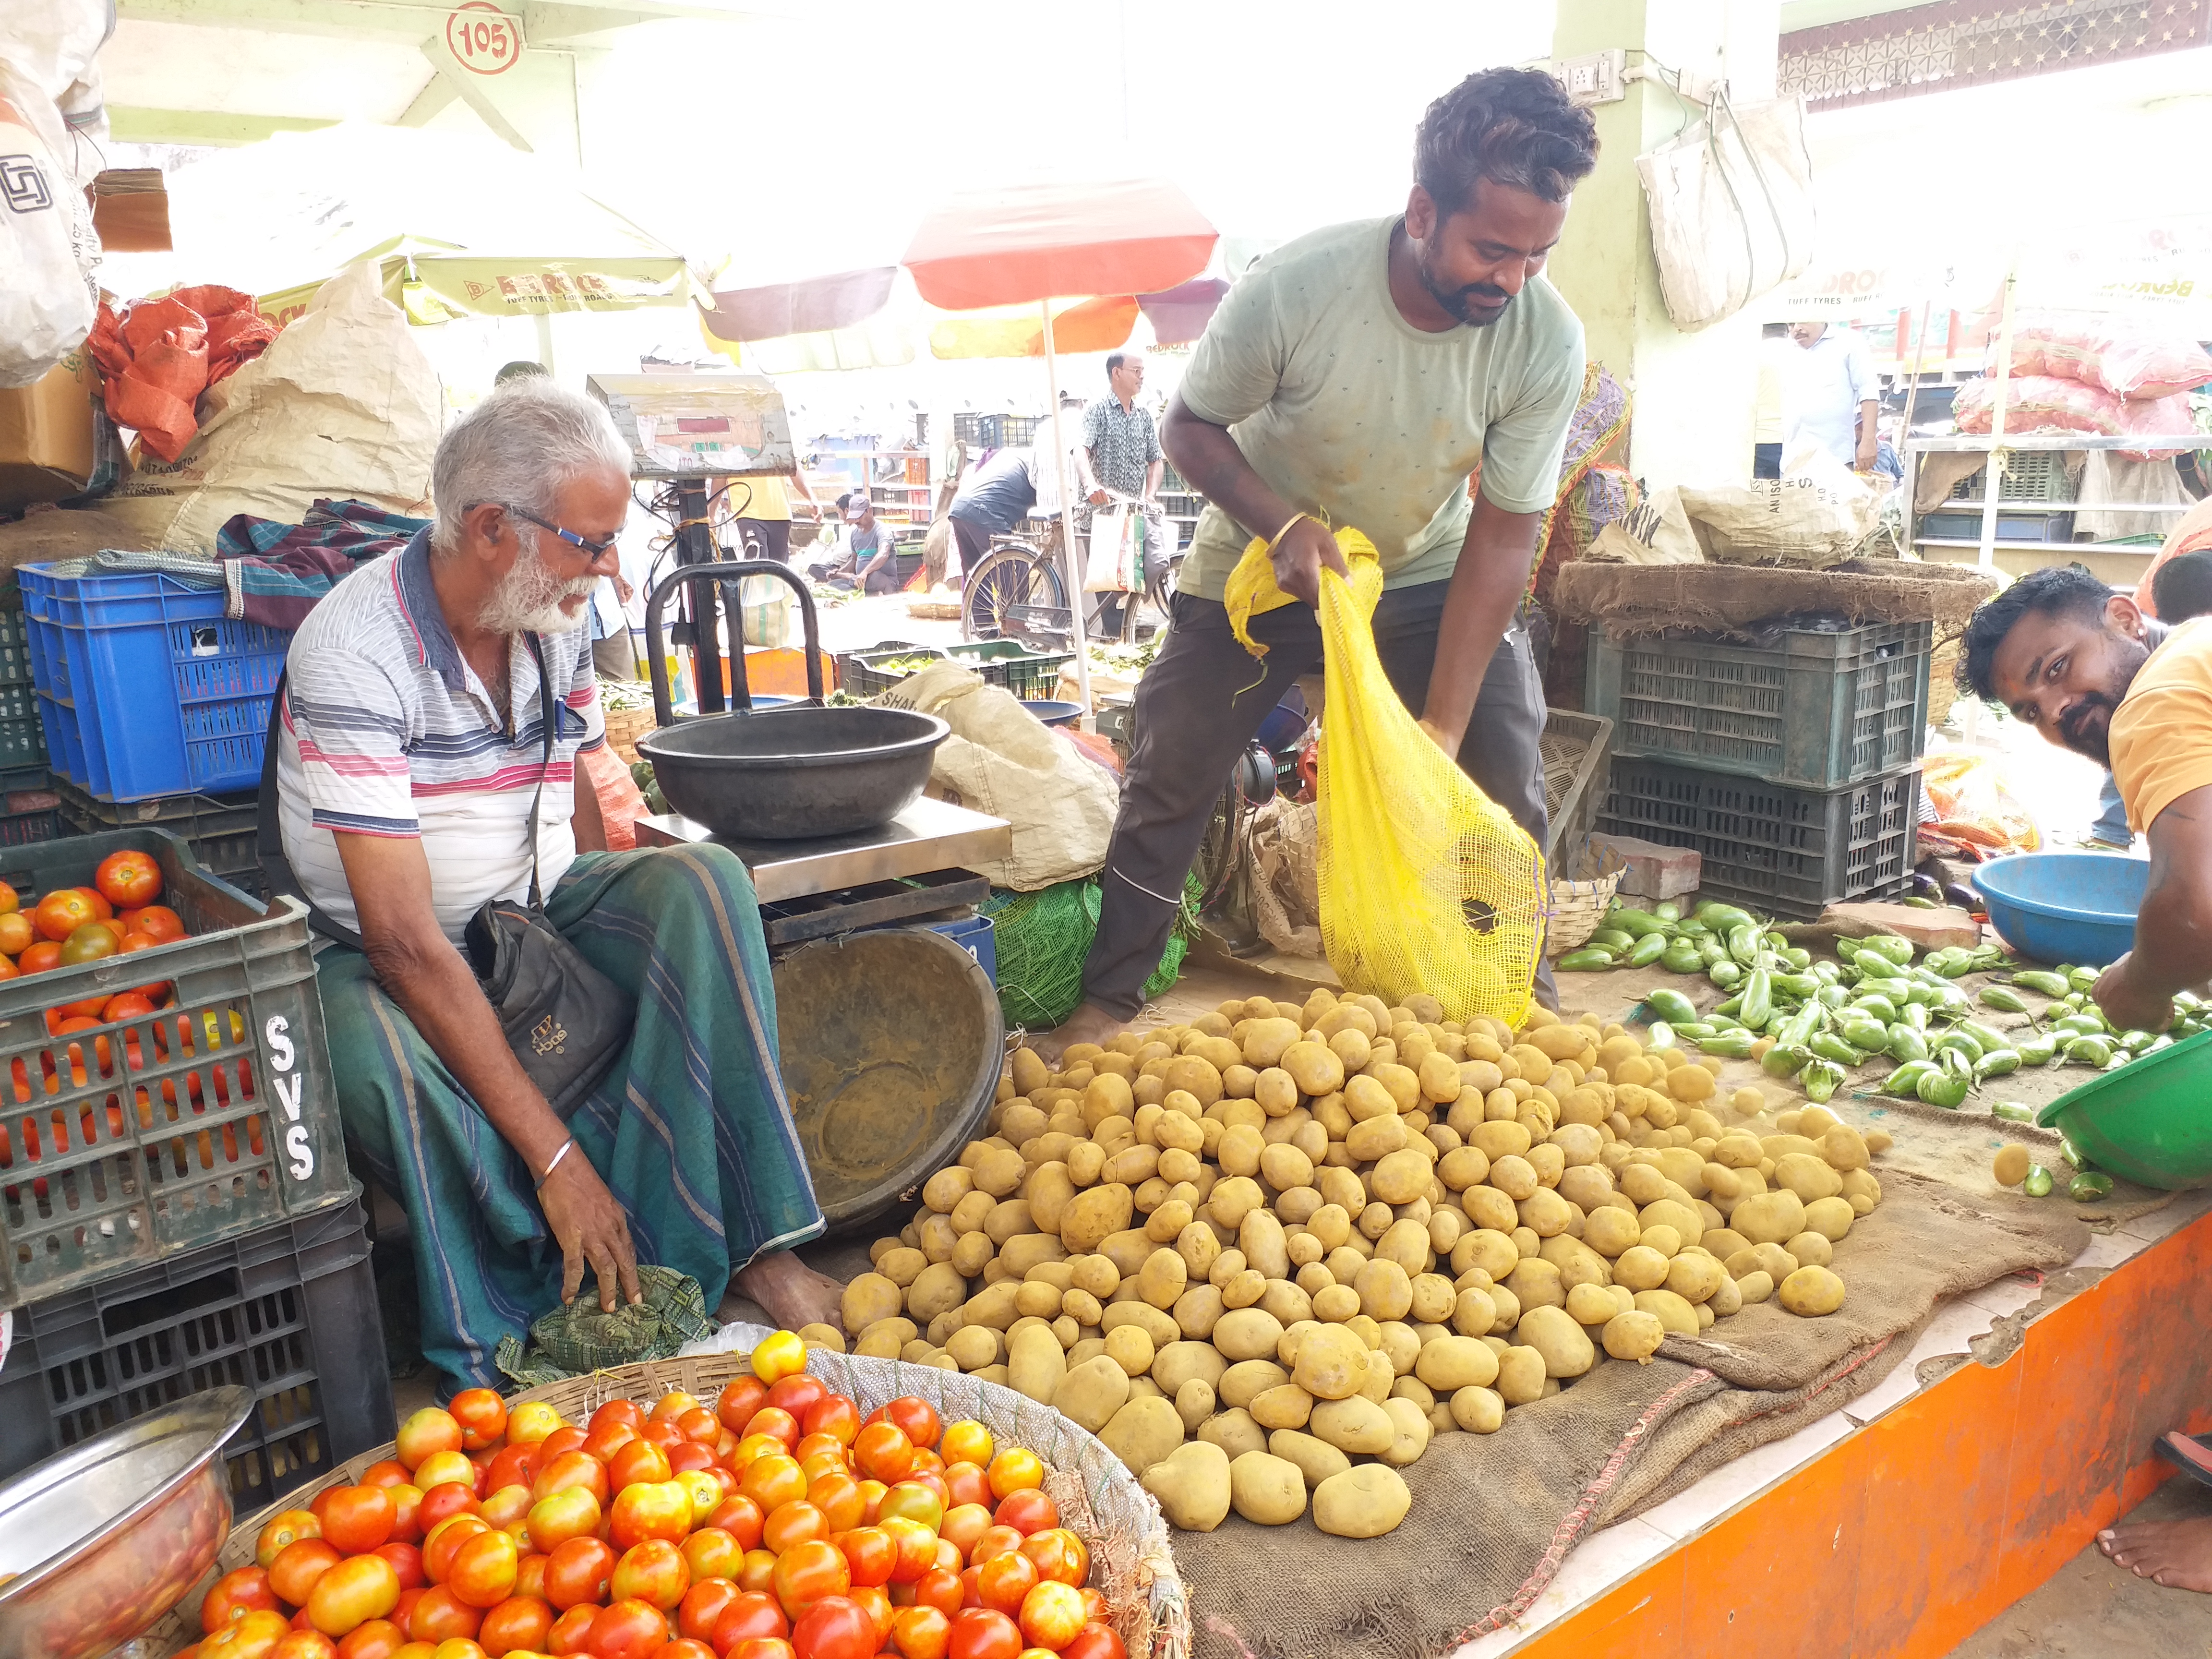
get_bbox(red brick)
[1591,834,1702,900]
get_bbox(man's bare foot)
[2098,1515,2212,1590]
[1033,1001,1125,1066]
[731,1250,843,1333]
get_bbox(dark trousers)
[735,519,791,564]
[950,515,994,574]
[1080,581,1554,1019]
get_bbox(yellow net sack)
[1226,527,1547,1025]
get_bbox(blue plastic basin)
[1973,851,2145,968]
[1021,700,1083,729]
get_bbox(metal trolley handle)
[642,559,824,727]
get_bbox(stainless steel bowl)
[0,1385,253,1659]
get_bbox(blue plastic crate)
[19,565,290,803]
[929,914,996,985]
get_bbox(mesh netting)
[1225,527,1546,1026]
[982,873,1199,1032]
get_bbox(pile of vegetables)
[841,991,1891,1538]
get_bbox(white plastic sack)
[0,60,99,389]
[102,260,440,553]
[1085,506,1135,592]
[736,574,795,647]
[876,661,1118,890]
[1637,94,1815,332]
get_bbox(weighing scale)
[633,796,1013,951]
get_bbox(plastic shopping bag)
[1224,527,1546,1024]
[1084,507,1136,593]
[0,60,99,389]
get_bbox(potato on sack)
[849,991,1889,1537]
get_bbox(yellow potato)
[1051,1354,1132,1431]
[1778,1264,1847,1316]
[1602,1309,1666,1362]
[1515,1304,1596,1378]
[1992,1144,2032,1188]
[1312,1464,1412,1538]
[1449,1385,1505,1433]
[1228,1450,1309,1524]
[1139,1439,1232,1530]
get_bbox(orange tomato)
[422,1515,491,1585]
[269,1538,345,1609]
[807,1472,866,1535]
[769,1538,851,1623]
[892,1605,953,1659]
[335,1619,407,1659]
[307,1554,403,1638]
[321,1486,398,1555]
[993,1490,1057,1538]
[938,1423,993,1470]
[912,1567,964,1619]
[838,1527,897,1590]
[529,1449,609,1510]
[708,1492,766,1551]
[16,939,58,974]
[738,1454,807,1515]
[609,1537,690,1611]
[605,1436,671,1493]
[473,1594,552,1659]
[376,1543,425,1591]
[505,1401,563,1447]
[878,1516,938,1586]
[481,1443,539,1500]
[128,903,187,943]
[726,1640,797,1659]
[413,1451,478,1496]
[716,1377,769,1437]
[0,879,17,915]
[0,912,31,956]
[985,1450,1043,1503]
[973,1551,1036,1619]
[404,1584,481,1644]
[70,886,112,920]
[710,1590,789,1651]
[444,1529,519,1611]
[543,1603,598,1655]
[677,1579,741,1644]
[871,1398,942,1454]
[397,1408,465,1473]
[95,849,163,909]
[201,1609,293,1659]
[649,1390,701,1424]
[256,1509,324,1571]
[541,1536,616,1611]
[525,1488,601,1553]
[479,1485,531,1531]
[203,1565,281,1632]
[853,1423,915,1485]
[803,1395,862,1448]
[583,1599,666,1659]
[676,1525,742,1587]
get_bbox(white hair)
[431,378,630,556]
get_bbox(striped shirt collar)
[394,526,472,697]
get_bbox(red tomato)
[912,1567,964,1619]
[203,1565,280,1633]
[941,1465,992,1513]
[334,1618,406,1659]
[946,1608,1023,1659]
[728,1642,797,1659]
[445,1528,520,1610]
[672,1406,721,1448]
[307,1555,402,1638]
[361,1460,412,1489]
[405,1585,482,1644]
[837,1526,897,1589]
[973,1551,1035,1619]
[395,1408,465,1473]
[968,1527,1024,1565]
[514,1552,548,1604]
[608,1479,692,1551]
[708,1493,766,1551]
[678,1525,743,1585]
[993,1490,1058,1538]
[716,1377,769,1437]
[852,1423,915,1485]
[32,889,95,944]
[763,1374,828,1423]
[879,1516,939,1585]
[676,1578,740,1643]
[447,1388,508,1452]
[387,1486,426,1547]
[800,1395,860,1448]
[746,1407,801,1453]
[270,1538,344,1608]
[871,1399,943,1455]
[417,1483,482,1537]
[609,1538,690,1611]
[582,1598,666,1659]
[319,1487,396,1556]
[665,1440,720,1478]
[475,1594,553,1658]
[807,1473,866,1535]
[1017,1530,1084,1589]
[129,903,187,942]
[539,1425,590,1461]
[709,1590,790,1652]
[530,1452,610,1511]
[256,1508,324,1571]
[544,1604,598,1656]
[771,1537,853,1622]
[589,1397,645,1434]
[789,1596,877,1659]
[95,850,162,909]
[541,1535,616,1611]
[391,1587,427,1635]
[659,1643,716,1659]
[481,1444,540,1498]
[762,1500,829,1555]
[1057,1624,1126,1659]
[604,1437,671,1494]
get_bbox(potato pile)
[842,990,1891,1538]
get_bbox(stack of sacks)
[1954,314,2212,461]
[86,285,280,461]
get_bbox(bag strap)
[523,631,555,912]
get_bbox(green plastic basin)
[2037,1028,2212,1189]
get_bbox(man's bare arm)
[1160,392,1344,606]
[2094,783,2212,1029]
[1419,496,1542,754]
[333,832,639,1308]
[573,753,608,854]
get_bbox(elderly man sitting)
[276,378,839,1395]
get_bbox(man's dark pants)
[1080,580,1555,1019]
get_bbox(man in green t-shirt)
[1047,66,1596,1055]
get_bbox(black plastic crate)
[842,646,949,698]
[944,641,1076,699]
[0,1193,393,1511]
[51,776,263,901]
[1588,621,1931,790]
[1597,758,1920,919]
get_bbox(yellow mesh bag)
[1226,527,1547,1025]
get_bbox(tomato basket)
[0,827,350,1309]
[141,1343,1192,1659]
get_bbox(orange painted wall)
[1513,1211,2212,1659]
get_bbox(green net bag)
[982,871,1201,1031]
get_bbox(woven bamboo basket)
[141,1345,1189,1659]
[602,702,658,769]
[1547,863,1627,954]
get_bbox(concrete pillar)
[1548,0,1782,482]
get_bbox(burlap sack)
[1550,557,1998,639]
[1247,796,1321,958]
[875,661,1118,890]
[1676,473,1882,568]
[1175,1170,2086,1659]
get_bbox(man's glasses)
[507,506,620,559]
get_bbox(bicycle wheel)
[963,544,1066,640]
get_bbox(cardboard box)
[0,351,98,508]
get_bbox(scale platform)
[633,795,1012,948]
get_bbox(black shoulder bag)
[258,634,632,1118]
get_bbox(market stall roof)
[105,122,695,322]
[901,178,1216,311]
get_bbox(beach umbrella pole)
[1041,301,1095,719]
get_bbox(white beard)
[481,532,598,636]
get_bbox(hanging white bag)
[0,60,99,389]
[1636,91,1815,332]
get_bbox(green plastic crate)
[1588,620,1932,790]
[0,830,351,1308]
[946,640,1077,700]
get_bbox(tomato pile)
[184,1333,1128,1659]
[0,849,254,1170]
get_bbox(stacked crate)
[1587,620,1932,918]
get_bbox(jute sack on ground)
[1247,796,1321,958]
[875,660,1118,890]
[1174,1169,2085,1659]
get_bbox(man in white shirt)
[1784,319,1879,473]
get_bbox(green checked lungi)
[319,844,823,1395]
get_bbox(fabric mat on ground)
[1549,559,1996,638]
[1173,1170,2085,1659]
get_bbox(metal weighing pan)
[636,561,948,840]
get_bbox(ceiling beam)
[418,35,533,150]
[117,0,761,38]
[108,106,341,144]
[396,72,457,126]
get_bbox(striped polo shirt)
[276,529,605,944]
